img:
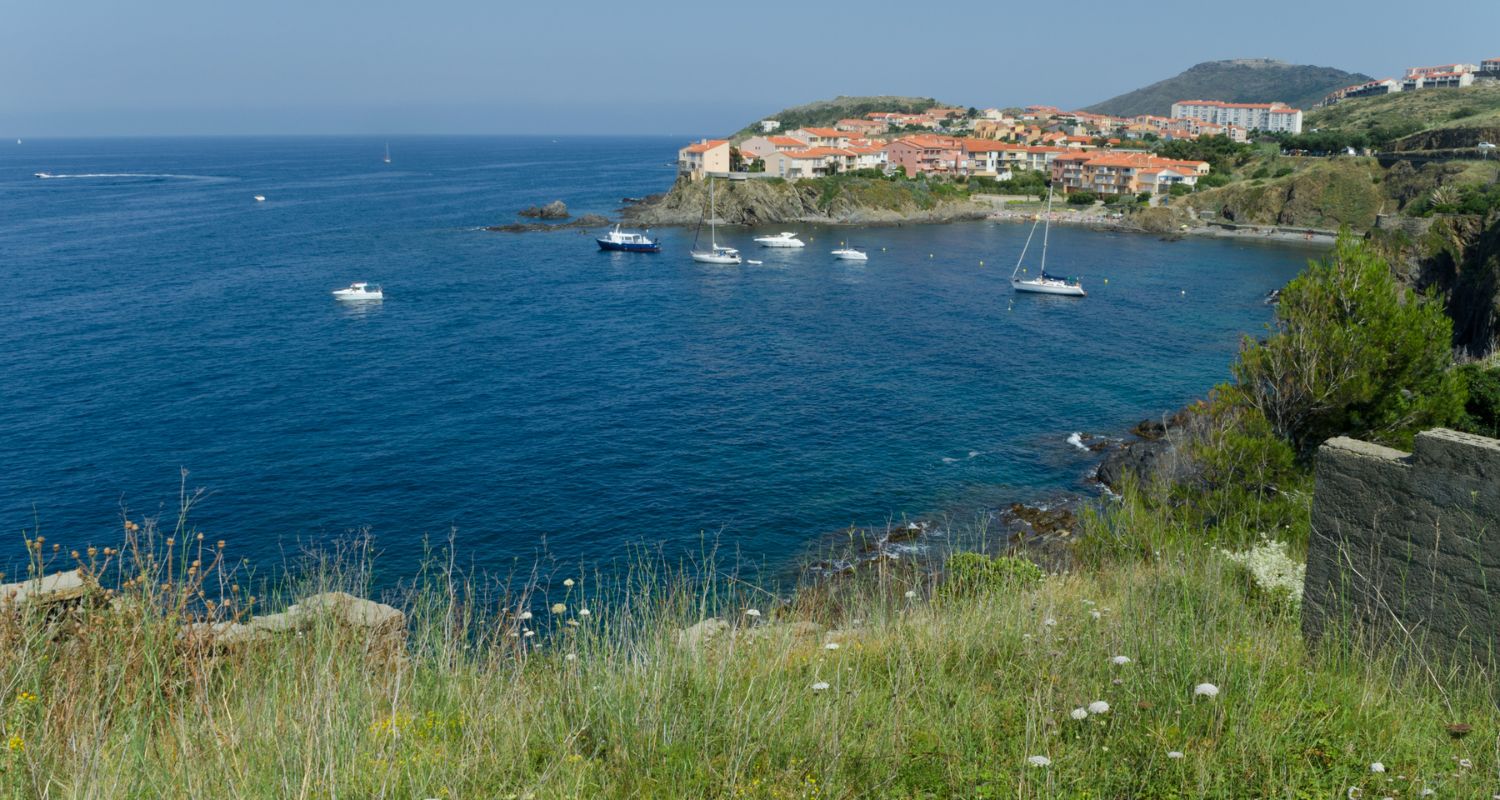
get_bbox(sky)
[4,0,1498,137]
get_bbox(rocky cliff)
[1372,212,1500,357]
[624,177,991,227]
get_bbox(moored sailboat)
[1011,186,1085,297]
[690,176,741,264]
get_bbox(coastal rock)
[1007,503,1077,538]
[486,213,611,233]
[0,569,91,610]
[1097,410,1207,491]
[518,200,569,219]
[676,618,730,650]
[625,176,991,227]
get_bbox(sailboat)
[1010,185,1085,297]
[690,176,741,264]
[383,142,391,164]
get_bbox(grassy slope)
[1306,82,1500,143]
[1184,157,1390,229]
[3,490,1498,798]
[1085,60,1371,117]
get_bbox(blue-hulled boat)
[597,224,661,253]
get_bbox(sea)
[0,135,1323,584]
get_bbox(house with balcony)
[788,127,852,148]
[678,139,731,180]
[1050,152,1209,197]
[835,118,887,136]
[739,135,807,161]
[885,135,964,176]
[762,147,856,180]
[1170,100,1303,134]
[962,140,1024,178]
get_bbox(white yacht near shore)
[754,232,805,248]
[1010,186,1085,297]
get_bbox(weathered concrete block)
[1303,429,1500,667]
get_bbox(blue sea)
[0,136,1321,581]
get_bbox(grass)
[1307,83,1500,140]
[4,486,1498,799]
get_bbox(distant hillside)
[1306,83,1500,150]
[1085,59,1371,116]
[732,96,945,140]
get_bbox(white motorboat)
[831,247,868,261]
[34,172,51,179]
[690,176,742,264]
[754,231,805,248]
[1010,186,1085,297]
[332,282,384,301]
[383,142,392,164]
[254,195,266,202]
[596,224,661,252]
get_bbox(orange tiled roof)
[782,147,854,159]
[683,139,728,153]
[800,127,846,138]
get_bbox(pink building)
[885,135,964,176]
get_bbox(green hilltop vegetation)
[7,236,1500,797]
[1305,82,1500,150]
[731,95,945,140]
[1085,59,1371,117]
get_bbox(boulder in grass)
[0,569,91,611]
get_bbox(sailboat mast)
[1039,184,1054,276]
[708,176,717,248]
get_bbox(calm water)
[0,136,1321,579]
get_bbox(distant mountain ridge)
[1084,59,1372,117]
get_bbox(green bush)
[939,553,1044,598]
[1457,363,1500,437]
[1230,235,1464,454]
[1169,183,1193,198]
[1196,174,1231,189]
[1066,190,1097,205]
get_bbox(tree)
[1227,235,1464,454]
[1066,191,1097,205]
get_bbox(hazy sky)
[4,0,1497,136]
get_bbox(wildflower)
[523,630,535,638]
[1219,538,1306,610]
[1082,599,1095,606]
[1044,618,1056,627]
[1346,788,1362,800]
[563,579,575,587]
[566,619,580,627]
[904,590,917,599]
[1026,755,1051,767]
[1111,655,1131,666]
[14,691,38,706]
[810,682,830,692]
[578,608,591,617]
[565,653,577,662]
[1421,790,1435,797]
[1193,682,1219,699]
[1087,701,1110,715]
[1369,762,1385,773]
[1458,758,1473,769]
[550,603,567,614]
[1090,610,1102,620]
[519,611,533,621]
[1070,707,1088,720]
[1167,751,1184,759]
[1111,678,1123,685]
[824,642,840,650]
[744,608,761,618]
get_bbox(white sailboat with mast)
[1011,185,1085,297]
[690,175,741,264]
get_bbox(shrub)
[1196,174,1231,189]
[1066,191,1097,205]
[1230,235,1464,454]
[1169,183,1193,198]
[1457,363,1500,437]
[939,553,1044,598]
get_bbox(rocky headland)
[624,176,992,227]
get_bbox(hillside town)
[676,99,1291,199]
[1319,57,1500,104]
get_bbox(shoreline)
[984,208,1342,244]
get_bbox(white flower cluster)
[1219,537,1305,610]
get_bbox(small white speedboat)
[691,245,742,265]
[332,282,383,301]
[253,195,266,202]
[754,232,806,248]
[831,247,868,261]
[34,172,52,179]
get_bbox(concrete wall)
[1303,429,1500,666]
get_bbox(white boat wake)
[34,172,225,181]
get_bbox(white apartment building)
[1169,100,1303,134]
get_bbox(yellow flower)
[14,691,37,706]
[6,735,23,752]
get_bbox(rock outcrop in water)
[486,213,612,233]
[624,177,991,226]
[519,200,570,219]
